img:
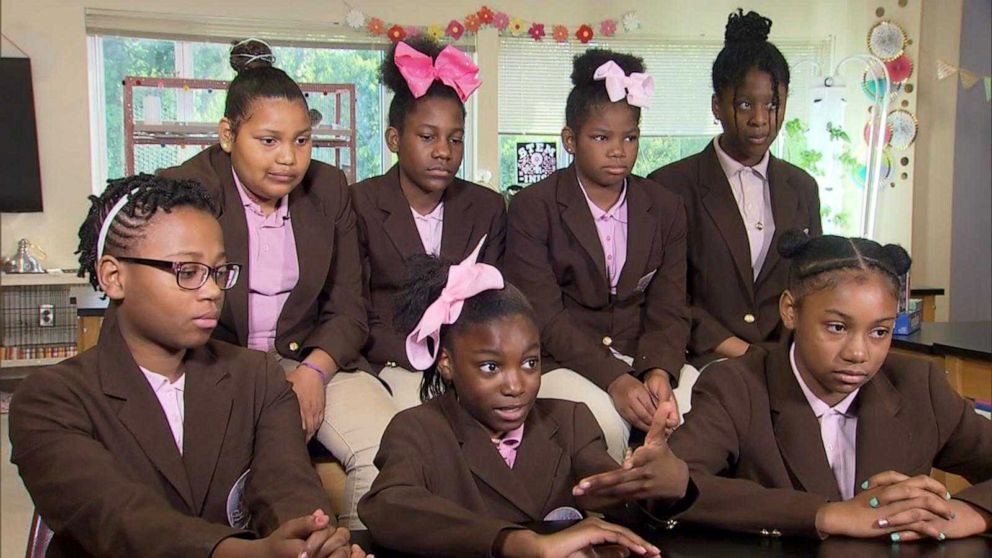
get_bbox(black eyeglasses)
[116,257,241,291]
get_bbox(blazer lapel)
[513,404,566,517]
[211,150,251,346]
[279,181,333,332]
[378,166,428,259]
[767,348,843,501]
[616,180,656,298]
[97,320,196,511]
[180,344,235,515]
[853,371,911,492]
[441,394,541,520]
[557,166,610,292]
[698,144,754,301]
[755,156,798,287]
[439,180,476,262]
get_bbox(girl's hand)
[213,510,360,558]
[643,370,679,439]
[882,498,991,542]
[815,476,956,539]
[607,375,657,431]
[286,366,327,439]
[497,518,661,558]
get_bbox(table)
[349,525,991,557]
[910,286,944,323]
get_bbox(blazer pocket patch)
[636,269,659,292]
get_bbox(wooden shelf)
[0,273,90,287]
[1,357,66,369]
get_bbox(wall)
[949,0,992,322]
[0,0,933,276]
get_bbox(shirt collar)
[493,423,525,446]
[713,136,770,181]
[232,167,290,220]
[577,176,628,223]
[139,366,186,393]
[411,201,445,222]
[789,343,859,418]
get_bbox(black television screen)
[0,57,43,212]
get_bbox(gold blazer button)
[386,361,397,368]
[602,336,613,346]
[743,313,756,324]
[289,342,300,352]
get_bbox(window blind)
[498,36,831,137]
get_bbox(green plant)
[783,118,825,177]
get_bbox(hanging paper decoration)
[887,110,918,150]
[867,21,907,61]
[340,5,642,44]
[936,59,959,80]
[935,59,992,99]
[863,121,893,146]
[960,69,981,89]
[985,77,992,102]
[884,55,913,83]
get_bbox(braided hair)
[225,39,307,133]
[76,174,217,291]
[393,254,538,402]
[778,229,912,304]
[382,35,467,131]
[712,10,790,131]
[565,48,645,130]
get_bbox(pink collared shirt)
[233,170,300,352]
[411,201,444,257]
[713,137,775,279]
[790,343,860,500]
[492,424,525,469]
[140,366,186,454]
[578,178,628,295]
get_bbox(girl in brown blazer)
[158,40,387,529]
[358,251,694,558]
[504,49,690,462]
[669,231,991,541]
[10,175,366,558]
[350,36,504,411]
[649,10,822,366]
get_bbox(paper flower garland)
[341,5,641,44]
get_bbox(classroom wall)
[948,0,992,322]
[0,0,943,286]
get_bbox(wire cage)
[1,285,78,361]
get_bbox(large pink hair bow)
[593,60,654,108]
[394,42,482,102]
[405,236,504,370]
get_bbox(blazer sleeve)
[357,414,523,558]
[303,169,369,368]
[803,173,823,237]
[9,370,246,558]
[245,356,335,534]
[669,362,828,537]
[480,195,507,268]
[635,193,690,380]
[927,362,992,514]
[505,194,632,391]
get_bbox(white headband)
[232,38,276,66]
[96,188,140,259]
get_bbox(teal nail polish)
[869,497,879,508]
[938,532,946,541]
[890,533,900,542]
[860,480,869,490]
[945,491,952,500]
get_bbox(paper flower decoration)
[552,25,569,43]
[426,25,445,41]
[446,19,465,40]
[345,8,365,29]
[622,11,641,32]
[493,12,510,31]
[464,14,481,33]
[405,25,422,38]
[477,6,494,25]
[884,55,914,83]
[508,18,526,37]
[600,19,617,37]
[387,24,406,43]
[867,21,906,61]
[368,18,385,36]
[528,22,546,41]
[576,24,594,44]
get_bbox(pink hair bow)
[405,236,504,370]
[593,60,654,108]
[394,42,482,102]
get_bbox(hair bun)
[230,39,274,73]
[724,9,772,44]
[381,35,446,94]
[881,244,912,276]
[778,229,812,258]
[571,48,645,87]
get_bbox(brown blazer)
[159,145,368,370]
[504,166,690,390]
[350,165,506,372]
[649,143,821,364]
[8,318,332,558]
[358,393,686,558]
[668,344,992,537]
